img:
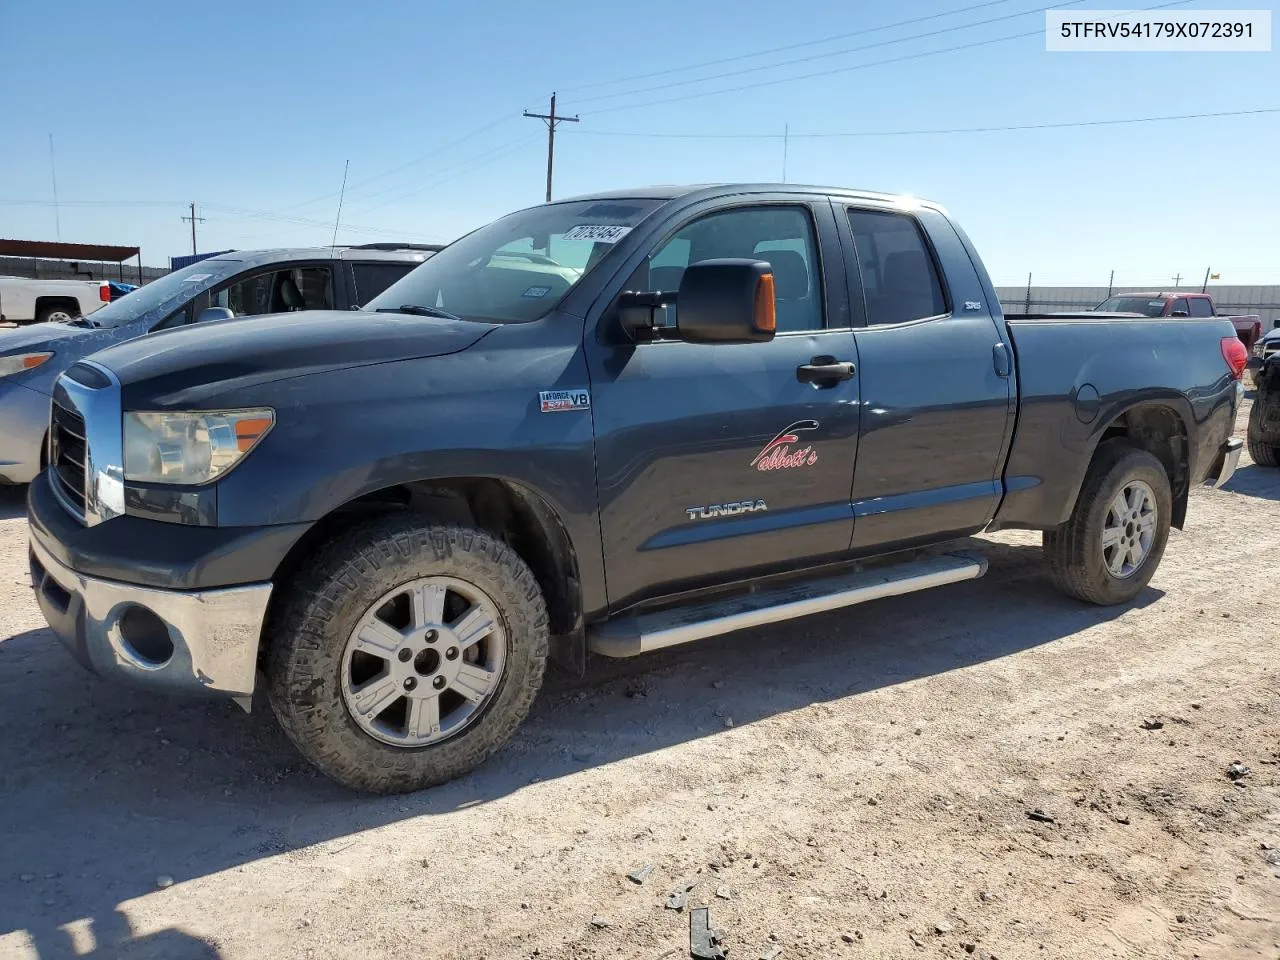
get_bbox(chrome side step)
[588,552,987,658]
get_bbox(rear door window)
[271,266,332,312]
[351,262,416,306]
[846,209,947,325]
[1188,298,1214,318]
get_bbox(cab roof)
[556,183,939,208]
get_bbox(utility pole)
[524,93,578,203]
[181,201,205,256]
[1172,272,1183,288]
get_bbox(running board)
[588,552,987,658]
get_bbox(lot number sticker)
[561,224,632,243]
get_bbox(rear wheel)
[1043,442,1172,605]
[35,303,78,324]
[1247,401,1280,468]
[265,515,549,793]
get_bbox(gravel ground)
[1,399,1277,960]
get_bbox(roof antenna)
[782,123,789,183]
[331,160,350,248]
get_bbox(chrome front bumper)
[29,535,271,698]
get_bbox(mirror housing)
[195,306,235,324]
[1171,309,1189,318]
[616,258,777,344]
[676,258,776,343]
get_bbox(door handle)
[796,356,856,385]
[992,342,1011,378]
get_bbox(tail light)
[99,283,110,302]
[1221,336,1248,380]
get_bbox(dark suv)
[0,243,442,484]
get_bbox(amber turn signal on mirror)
[754,272,777,335]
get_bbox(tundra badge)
[686,500,768,521]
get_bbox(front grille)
[1264,341,1280,358]
[50,400,87,518]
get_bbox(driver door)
[585,199,861,611]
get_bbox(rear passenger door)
[841,204,1014,552]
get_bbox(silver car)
[0,244,439,484]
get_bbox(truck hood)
[92,310,499,406]
[0,320,124,354]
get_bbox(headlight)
[124,408,274,485]
[0,352,53,377]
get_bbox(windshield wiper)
[61,316,98,328]
[376,304,462,321]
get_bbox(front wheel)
[1043,442,1173,605]
[265,516,549,793]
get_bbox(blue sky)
[1,0,1276,284]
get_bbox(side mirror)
[676,259,777,344]
[195,306,235,324]
[1171,309,1189,318]
[616,258,777,345]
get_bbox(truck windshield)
[1094,296,1166,317]
[87,258,243,328]
[365,199,663,323]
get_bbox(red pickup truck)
[1094,292,1263,351]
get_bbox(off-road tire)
[265,515,549,794]
[1043,441,1172,605]
[1247,401,1280,467]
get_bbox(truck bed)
[993,314,1239,530]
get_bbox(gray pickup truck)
[27,183,1245,793]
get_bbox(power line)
[264,112,523,214]
[583,0,1192,117]
[344,135,541,218]
[572,0,1086,107]
[559,0,1020,94]
[562,107,1280,141]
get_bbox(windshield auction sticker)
[561,224,633,243]
[1047,10,1270,50]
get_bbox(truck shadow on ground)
[0,537,1160,957]
[1221,463,1280,501]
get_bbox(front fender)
[210,317,608,616]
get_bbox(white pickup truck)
[0,276,111,326]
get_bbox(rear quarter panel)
[994,317,1238,529]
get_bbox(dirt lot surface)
[2,399,1277,960]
